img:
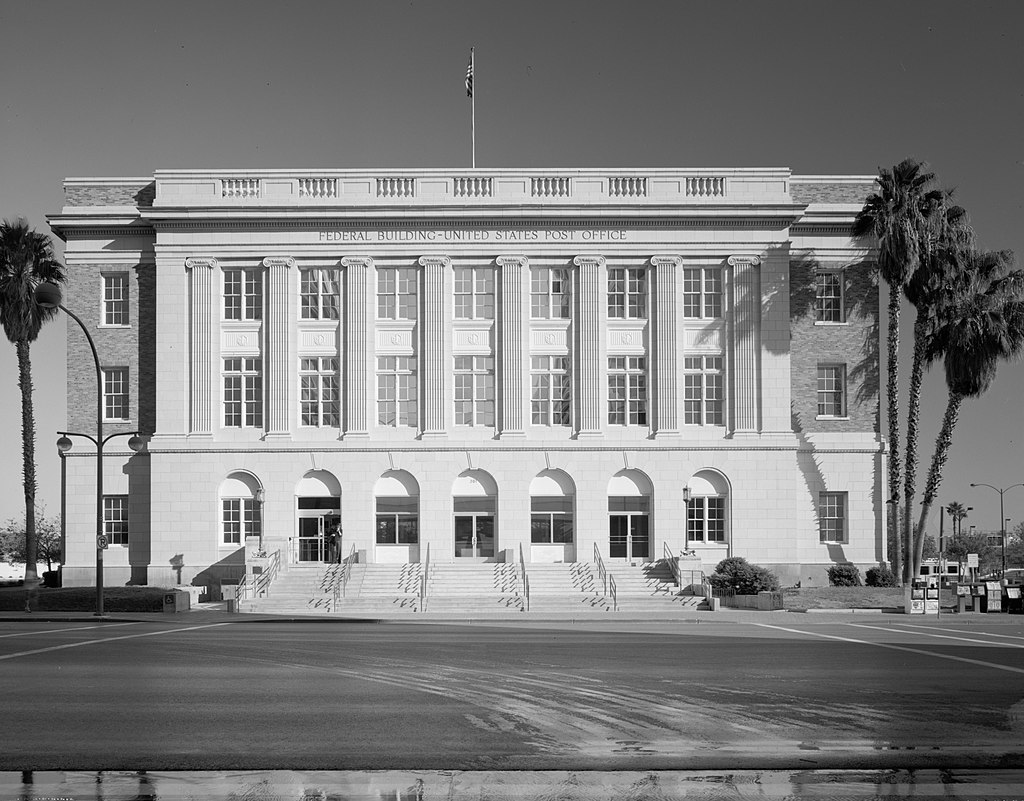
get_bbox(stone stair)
[239,565,338,615]
[423,563,524,614]
[603,561,708,612]
[335,563,423,614]
[524,563,613,613]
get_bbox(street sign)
[967,553,979,568]
[96,535,109,550]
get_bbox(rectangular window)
[817,364,847,417]
[454,267,495,320]
[299,357,340,427]
[608,268,647,319]
[530,267,571,319]
[377,267,418,320]
[223,358,263,428]
[683,268,723,319]
[683,356,724,425]
[819,492,847,543]
[222,498,261,545]
[102,274,129,326]
[376,498,419,544]
[103,368,129,421]
[300,268,340,320]
[687,497,726,543]
[608,356,647,426]
[103,496,128,545]
[223,269,263,320]
[530,356,571,426]
[815,272,844,323]
[377,356,418,427]
[531,497,574,544]
[454,356,495,426]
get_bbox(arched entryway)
[530,469,575,563]
[607,469,653,562]
[375,470,420,563]
[452,470,497,560]
[294,470,341,564]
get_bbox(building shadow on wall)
[125,449,151,585]
[193,549,246,601]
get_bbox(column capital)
[727,254,762,268]
[184,257,217,271]
[341,255,375,269]
[573,255,606,269]
[418,255,451,269]
[496,255,529,269]
[262,256,295,269]
[650,255,681,269]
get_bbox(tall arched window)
[686,470,730,545]
[219,472,262,547]
[375,471,420,547]
[452,470,497,559]
[607,469,653,561]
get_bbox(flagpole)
[471,47,476,169]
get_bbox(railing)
[453,177,493,197]
[419,543,430,612]
[377,177,416,198]
[608,574,618,612]
[608,177,647,197]
[234,548,281,605]
[332,542,356,611]
[686,176,726,197]
[531,177,571,197]
[299,177,337,198]
[593,543,617,612]
[663,542,681,587]
[222,178,261,198]
[518,544,530,612]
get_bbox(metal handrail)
[518,543,530,612]
[593,542,608,595]
[419,542,430,612]
[234,574,250,603]
[333,543,356,611]
[234,548,281,605]
[662,542,682,586]
[608,574,618,612]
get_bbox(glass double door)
[297,499,340,563]
[454,497,495,558]
[609,514,650,560]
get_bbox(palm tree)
[0,219,64,588]
[915,249,1024,574]
[853,158,937,583]
[945,501,968,537]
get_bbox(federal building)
[47,168,883,600]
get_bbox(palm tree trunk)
[914,391,964,576]
[16,340,39,584]
[886,289,903,584]
[902,316,927,584]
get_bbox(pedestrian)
[330,524,342,564]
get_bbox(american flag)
[465,54,473,98]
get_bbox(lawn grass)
[783,585,956,611]
[0,585,167,612]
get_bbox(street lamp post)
[970,482,1024,577]
[36,282,143,616]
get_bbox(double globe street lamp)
[36,282,143,617]
[969,482,1023,577]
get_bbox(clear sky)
[0,0,1021,536]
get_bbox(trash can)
[162,589,190,613]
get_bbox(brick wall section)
[790,257,879,434]
[64,182,154,207]
[791,181,876,204]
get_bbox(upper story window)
[224,269,263,321]
[608,356,647,426]
[683,356,724,425]
[817,364,847,418]
[818,492,847,543]
[377,356,418,427]
[103,496,129,545]
[223,357,263,428]
[377,268,418,320]
[815,272,844,323]
[531,267,571,319]
[683,268,722,319]
[300,357,340,427]
[608,268,647,319]
[102,274,129,326]
[301,269,340,320]
[103,367,129,422]
[454,267,495,320]
[531,356,571,426]
[454,356,495,426]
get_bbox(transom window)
[222,498,261,545]
[103,496,128,545]
[103,367,129,422]
[377,356,418,427]
[683,268,723,319]
[531,356,571,426]
[531,497,574,544]
[819,492,847,543]
[683,356,724,425]
[608,356,647,426]
[223,358,263,428]
[377,268,418,320]
[224,269,263,320]
[454,267,495,320]
[300,269,340,320]
[454,356,495,426]
[608,268,647,319]
[687,496,726,542]
[815,272,844,323]
[531,267,571,319]
[817,364,847,417]
[102,274,129,326]
[300,357,340,427]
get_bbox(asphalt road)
[0,616,1022,771]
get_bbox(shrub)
[865,564,897,587]
[709,557,781,594]
[827,563,862,587]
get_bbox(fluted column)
[419,255,449,437]
[264,256,294,437]
[497,255,527,438]
[651,255,680,436]
[184,257,216,435]
[728,254,761,434]
[342,256,372,437]
[574,255,605,437]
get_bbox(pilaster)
[574,255,605,438]
[342,256,372,438]
[497,255,528,438]
[651,255,680,437]
[184,257,216,436]
[728,254,761,434]
[419,255,449,438]
[264,256,294,438]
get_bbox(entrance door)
[608,496,650,561]
[454,497,495,558]
[296,496,341,563]
[297,517,325,562]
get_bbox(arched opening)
[607,469,653,562]
[374,470,420,563]
[685,469,730,553]
[218,471,263,550]
[530,469,576,563]
[294,470,342,564]
[452,470,497,560]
